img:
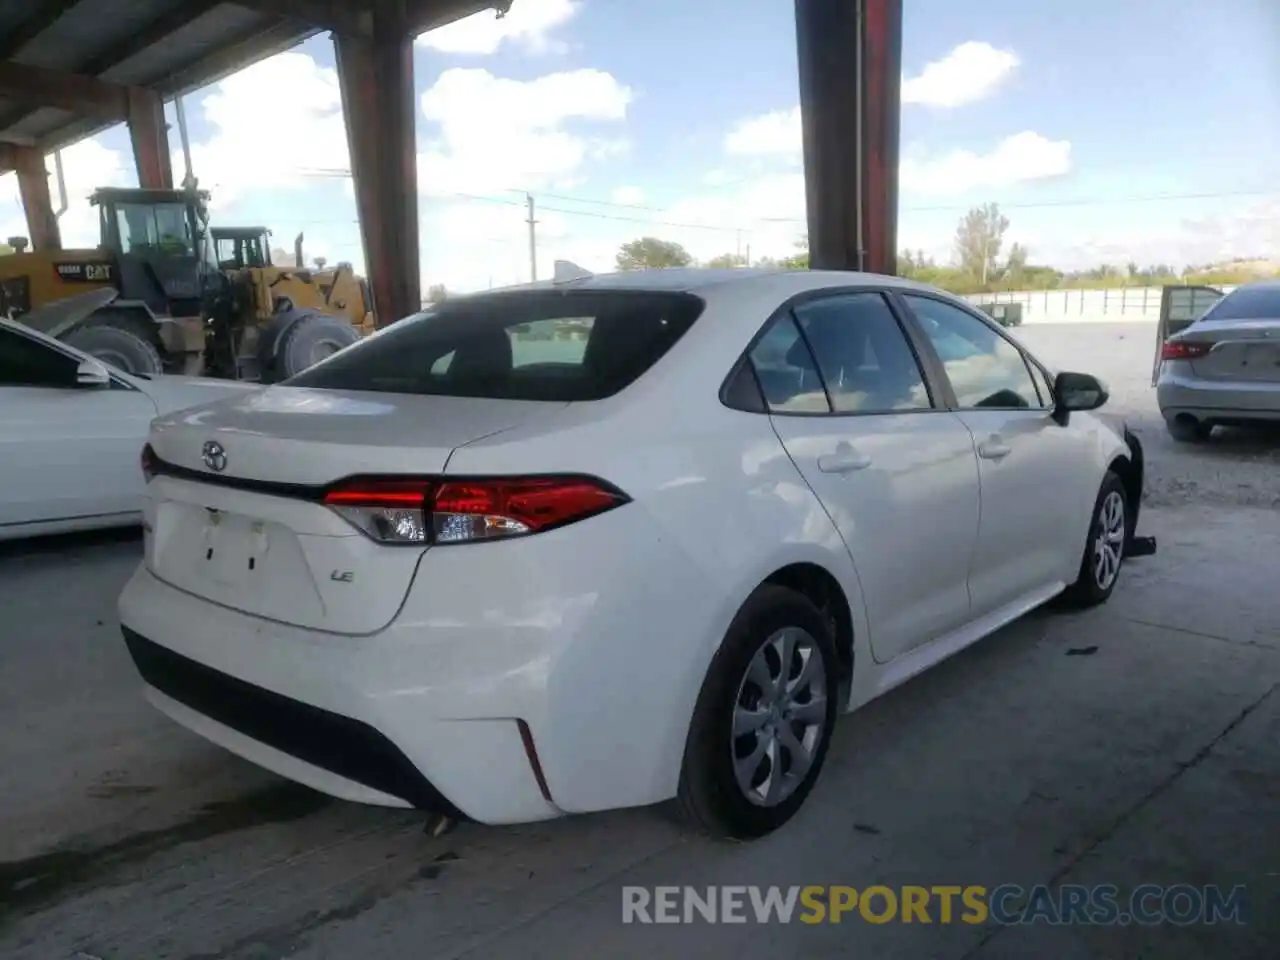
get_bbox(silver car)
[1153,281,1280,442]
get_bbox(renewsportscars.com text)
[621,884,1249,926]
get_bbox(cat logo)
[55,262,113,283]
[330,570,355,583]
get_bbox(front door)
[899,293,1096,615]
[752,291,981,662]
[0,326,158,529]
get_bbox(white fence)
[961,285,1237,324]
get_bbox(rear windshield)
[1200,286,1280,321]
[284,290,704,401]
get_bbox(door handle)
[977,436,1012,461]
[817,450,872,474]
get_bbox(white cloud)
[721,101,1072,197]
[418,67,632,196]
[416,0,579,55]
[1029,196,1280,271]
[610,185,644,205]
[903,41,1020,108]
[902,132,1072,195]
[725,107,801,157]
[183,52,349,208]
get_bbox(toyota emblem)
[202,440,228,472]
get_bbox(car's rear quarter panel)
[439,360,869,812]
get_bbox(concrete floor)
[1,323,1277,959]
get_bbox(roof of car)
[483,267,939,297]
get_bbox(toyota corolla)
[118,267,1155,839]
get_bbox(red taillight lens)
[1161,340,1211,361]
[141,443,157,482]
[321,476,628,545]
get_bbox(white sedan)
[117,267,1156,839]
[0,316,259,541]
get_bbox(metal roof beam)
[154,18,318,98]
[234,0,373,38]
[0,62,131,121]
[409,0,509,37]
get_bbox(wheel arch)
[761,562,855,687]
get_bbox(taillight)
[321,475,629,545]
[1161,340,1212,361]
[141,443,157,482]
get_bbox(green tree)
[0,243,12,257]
[704,252,748,268]
[616,237,693,271]
[426,283,449,304]
[776,236,809,270]
[954,202,1010,285]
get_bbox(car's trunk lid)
[1180,319,1280,383]
[145,386,568,634]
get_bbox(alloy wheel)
[1092,490,1125,590]
[731,627,829,807]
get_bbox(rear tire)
[275,311,360,379]
[1166,416,1213,443]
[1059,471,1128,609]
[674,585,839,840]
[63,318,164,376]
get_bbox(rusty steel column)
[127,88,173,189]
[335,9,420,326]
[10,145,62,251]
[795,0,902,274]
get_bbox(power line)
[285,166,1279,232]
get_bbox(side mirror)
[1053,371,1109,415]
[75,357,112,387]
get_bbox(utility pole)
[525,193,538,282]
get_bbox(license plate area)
[200,508,270,587]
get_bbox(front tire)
[63,317,164,377]
[1060,471,1128,608]
[675,585,839,840]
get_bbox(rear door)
[756,291,981,663]
[0,325,158,528]
[1153,285,1223,385]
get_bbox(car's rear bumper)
[1157,367,1280,424]
[117,502,725,823]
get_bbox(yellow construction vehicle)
[211,226,377,339]
[0,186,372,380]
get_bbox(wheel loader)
[211,226,377,339]
[0,186,373,380]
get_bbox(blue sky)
[1,0,1276,291]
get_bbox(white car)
[118,268,1156,839]
[0,316,259,540]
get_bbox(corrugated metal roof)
[0,1,322,153]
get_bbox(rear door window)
[285,291,703,401]
[747,315,831,413]
[792,293,933,413]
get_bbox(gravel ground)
[1015,322,1280,508]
